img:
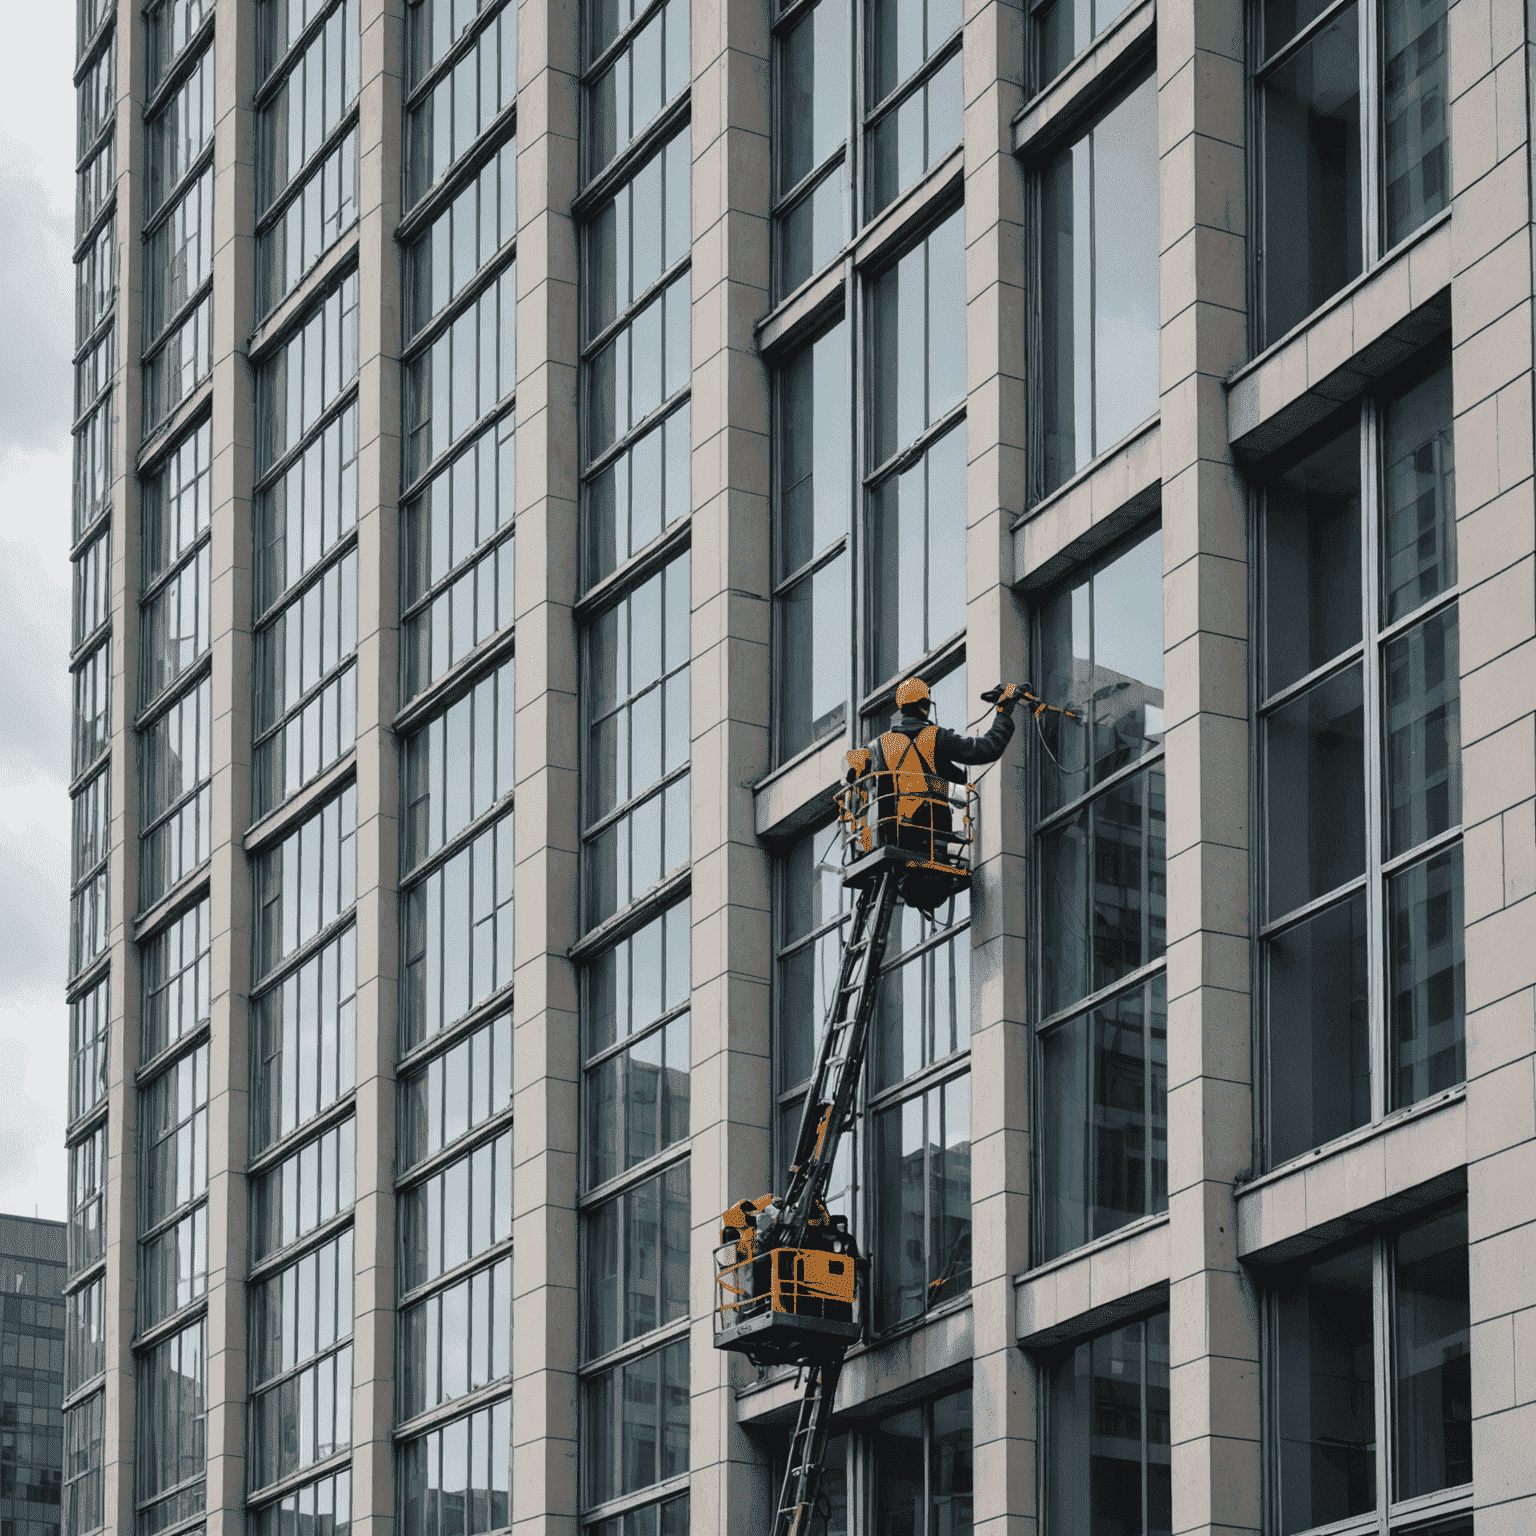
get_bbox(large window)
[1256,0,1448,345]
[1044,1312,1171,1536]
[68,1125,106,1275]
[140,676,213,907]
[583,0,689,183]
[252,1116,357,1263]
[67,1274,107,1392]
[63,1393,104,1536]
[1258,355,1462,1169]
[863,0,962,219]
[1031,524,1166,1262]
[137,1317,208,1535]
[774,319,849,762]
[1265,1202,1470,1536]
[70,764,110,982]
[146,0,210,91]
[69,975,110,1124]
[773,0,848,297]
[864,206,966,710]
[398,1398,510,1536]
[1036,69,1158,498]
[871,1387,974,1534]
[1033,0,1136,86]
[254,784,358,981]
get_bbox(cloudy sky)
[0,3,79,1222]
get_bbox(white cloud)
[0,1000,69,1221]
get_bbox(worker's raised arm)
[936,688,1018,774]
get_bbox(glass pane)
[930,1389,973,1535]
[873,1407,924,1532]
[1264,420,1362,697]
[1266,891,1370,1166]
[1261,5,1362,342]
[1389,844,1465,1109]
[779,558,849,759]
[779,0,845,196]
[1263,0,1337,57]
[778,322,850,579]
[875,1096,926,1329]
[1384,605,1460,859]
[1274,1242,1376,1534]
[930,1076,971,1309]
[1382,0,1448,246]
[1382,357,1455,623]
[1091,525,1165,783]
[1394,1204,1471,1499]
[1039,804,1089,1015]
[1038,0,1135,83]
[1264,664,1366,920]
[779,161,848,295]
[1090,767,1165,995]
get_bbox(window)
[399,1011,513,1172]
[140,677,213,906]
[80,0,110,48]
[145,165,212,346]
[63,1394,103,1536]
[773,0,848,297]
[143,294,213,433]
[401,413,516,702]
[141,1204,208,1332]
[256,270,360,473]
[252,546,358,816]
[141,1042,209,1233]
[402,809,514,1048]
[74,394,113,538]
[140,543,210,706]
[250,1232,354,1443]
[144,419,212,582]
[582,1162,688,1360]
[76,328,115,422]
[1256,0,1448,346]
[142,898,211,1063]
[404,262,517,482]
[137,1317,207,1534]
[67,1275,106,1391]
[251,1468,352,1536]
[76,218,115,343]
[70,768,111,982]
[1036,69,1159,497]
[582,1336,690,1513]
[1033,0,1136,84]
[256,401,358,613]
[1267,1202,1470,1535]
[864,206,965,699]
[252,926,357,1155]
[1259,356,1462,1168]
[252,1116,357,1262]
[864,0,962,219]
[584,0,689,182]
[254,784,358,981]
[871,1387,973,1535]
[398,1399,511,1536]
[260,0,340,78]
[774,319,849,761]
[399,1127,513,1291]
[78,37,115,149]
[146,44,212,215]
[257,0,360,212]
[68,1126,106,1274]
[259,127,360,316]
[69,975,110,1123]
[251,1345,352,1493]
[582,550,691,926]
[580,903,691,1185]
[399,1254,512,1418]
[78,137,115,240]
[1044,1312,1171,1536]
[74,527,111,647]
[146,1,211,90]
[404,0,518,208]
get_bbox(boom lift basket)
[836,760,979,905]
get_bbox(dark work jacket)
[877,705,1016,783]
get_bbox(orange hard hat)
[895,677,930,708]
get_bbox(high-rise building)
[0,1215,67,1536]
[64,0,1533,1531]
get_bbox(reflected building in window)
[62,0,1535,1531]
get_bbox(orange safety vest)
[874,725,948,825]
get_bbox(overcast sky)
[0,1,79,1222]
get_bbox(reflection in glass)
[1266,890,1369,1165]
[1046,1314,1171,1536]
[586,1015,691,1187]
[1039,73,1159,493]
[864,50,963,220]
[1040,974,1167,1261]
[1389,844,1464,1109]
[582,1337,690,1507]
[1261,6,1362,342]
[583,1162,690,1360]
[780,0,846,197]
[1038,0,1136,84]
[873,930,970,1091]
[1394,1204,1471,1499]
[1263,664,1365,920]
[1274,1242,1376,1534]
[1263,421,1362,696]
[1382,357,1456,623]
[1384,605,1460,858]
[779,164,848,296]
[1383,0,1448,247]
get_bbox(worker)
[849,676,1019,913]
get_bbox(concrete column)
[1447,0,1536,1530]
[203,4,259,1536]
[1155,0,1261,1531]
[350,4,405,1536]
[687,0,776,1526]
[510,0,583,1527]
[961,0,1035,1530]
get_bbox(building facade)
[1,1216,67,1536]
[64,0,1535,1531]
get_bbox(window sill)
[243,751,357,856]
[752,728,851,842]
[1014,1210,1169,1349]
[1236,1083,1467,1266]
[248,228,363,366]
[133,869,211,945]
[1013,0,1156,158]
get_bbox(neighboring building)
[0,1215,67,1536]
[64,0,1532,1531]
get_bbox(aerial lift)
[713,680,1064,1536]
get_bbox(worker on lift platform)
[848,675,1020,914]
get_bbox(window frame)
[137,672,214,910]
[1253,355,1463,1173]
